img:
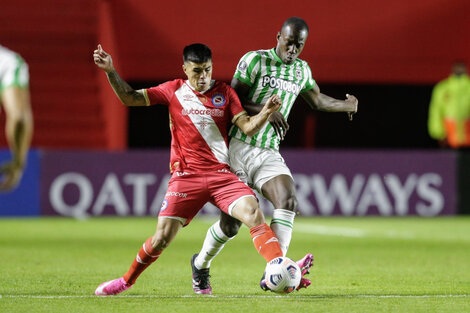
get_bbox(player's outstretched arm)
[234,95,281,136]
[301,84,358,119]
[93,44,147,107]
[0,86,33,191]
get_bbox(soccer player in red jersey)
[93,43,285,295]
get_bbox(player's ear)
[182,64,187,75]
[276,32,281,42]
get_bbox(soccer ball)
[264,257,301,294]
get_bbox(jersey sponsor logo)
[165,191,188,198]
[160,199,168,211]
[211,94,226,107]
[181,107,224,117]
[261,76,301,95]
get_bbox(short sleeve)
[144,80,177,106]
[233,51,260,87]
[301,62,316,93]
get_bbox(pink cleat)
[296,253,314,276]
[95,277,132,296]
[296,278,311,290]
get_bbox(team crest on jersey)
[160,199,168,212]
[211,94,226,107]
[238,60,248,71]
[295,69,302,80]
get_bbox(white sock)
[270,209,296,256]
[194,220,233,269]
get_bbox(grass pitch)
[0,216,469,313]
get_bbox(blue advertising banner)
[0,149,40,216]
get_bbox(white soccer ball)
[264,257,301,294]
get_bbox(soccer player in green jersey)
[0,45,33,191]
[191,17,358,293]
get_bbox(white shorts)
[229,138,293,194]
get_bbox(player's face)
[276,25,308,65]
[183,60,213,92]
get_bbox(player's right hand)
[269,112,289,141]
[93,44,114,73]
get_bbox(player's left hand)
[269,112,289,141]
[0,161,23,192]
[345,94,358,121]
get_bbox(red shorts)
[158,169,256,226]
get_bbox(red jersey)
[144,79,246,173]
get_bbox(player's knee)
[232,197,265,227]
[245,206,265,226]
[220,220,241,238]
[240,206,265,227]
[278,194,298,212]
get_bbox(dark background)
[128,82,436,149]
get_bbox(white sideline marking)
[294,224,416,239]
[295,225,367,237]
[1,294,468,299]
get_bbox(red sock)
[123,237,162,285]
[250,223,283,262]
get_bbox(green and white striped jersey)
[0,45,29,95]
[229,48,315,150]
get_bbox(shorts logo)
[238,60,248,71]
[295,69,302,80]
[161,199,168,211]
[211,94,226,107]
[165,191,188,198]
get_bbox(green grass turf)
[0,216,469,313]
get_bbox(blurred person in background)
[0,45,33,191]
[428,61,470,148]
